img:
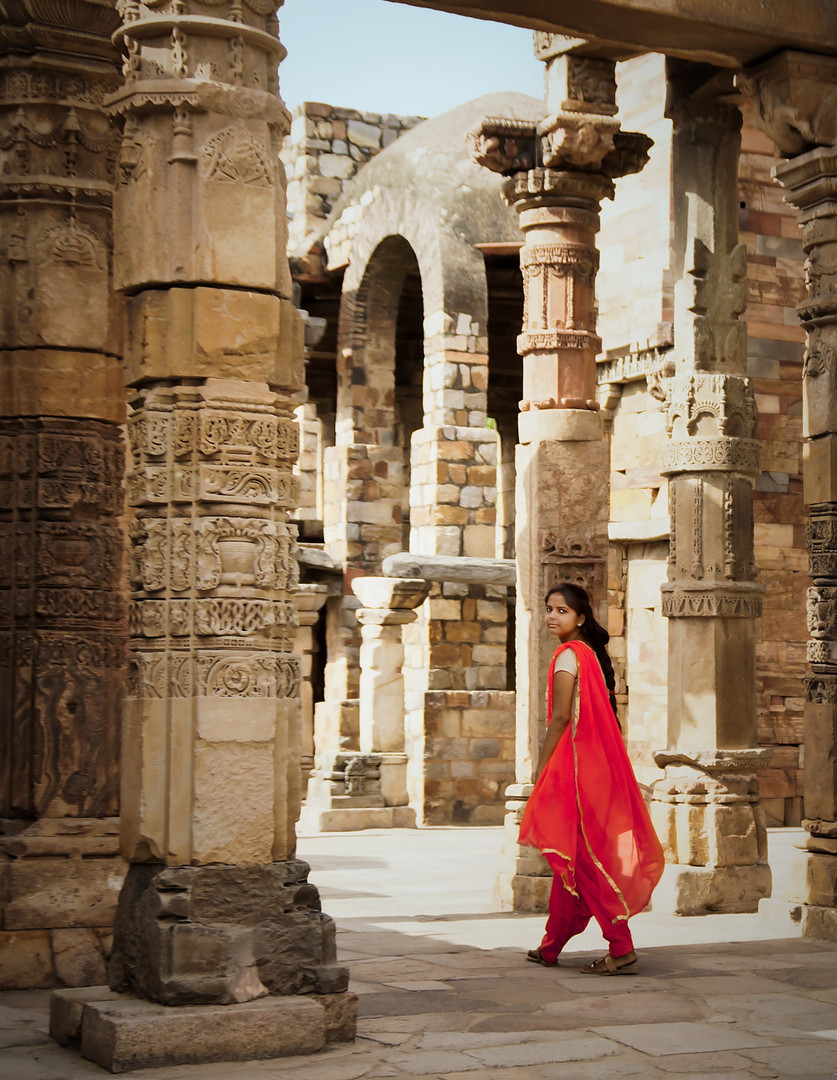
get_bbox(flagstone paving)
[2,827,837,1079]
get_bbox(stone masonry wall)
[409,690,515,825]
[281,103,424,259]
[739,100,807,828]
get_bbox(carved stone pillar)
[55,0,356,1068]
[650,63,771,915]
[740,51,837,940]
[300,577,428,831]
[0,1,128,988]
[471,38,651,910]
[293,583,328,794]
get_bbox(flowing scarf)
[518,640,664,920]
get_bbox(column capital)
[738,50,837,156]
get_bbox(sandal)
[526,948,558,967]
[579,950,638,975]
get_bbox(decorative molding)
[661,437,761,476]
[661,585,763,618]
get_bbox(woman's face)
[545,592,584,643]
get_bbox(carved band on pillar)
[471,40,651,911]
[740,51,837,939]
[650,64,770,916]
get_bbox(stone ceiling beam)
[384,0,837,68]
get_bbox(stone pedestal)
[471,40,651,910]
[741,51,837,940]
[651,62,769,913]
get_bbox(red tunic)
[518,640,664,922]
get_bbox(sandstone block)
[80,994,328,1072]
[3,858,123,931]
[312,990,359,1043]
[0,930,54,989]
[125,289,303,391]
[50,985,123,1046]
[0,349,125,423]
[53,928,107,988]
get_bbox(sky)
[278,0,544,120]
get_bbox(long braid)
[545,583,619,722]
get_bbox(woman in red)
[519,582,664,974]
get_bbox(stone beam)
[383,0,837,69]
[740,51,837,943]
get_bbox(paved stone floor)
[3,827,837,1079]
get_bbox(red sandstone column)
[471,39,651,910]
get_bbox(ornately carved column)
[58,0,356,1068]
[471,37,651,910]
[0,1,127,988]
[650,63,771,915]
[740,51,837,940]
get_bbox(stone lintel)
[50,988,356,1072]
[382,552,515,586]
[351,576,431,610]
[654,748,773,771]
[356,609,418,627]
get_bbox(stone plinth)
[51,986,357,1073]
[651,750,772,914]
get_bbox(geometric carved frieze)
[661,437,761,476]
[129,598,297,639]
[127,650,301,699]
[661,584,763,618]
[517,329,602,355]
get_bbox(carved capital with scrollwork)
[738,51,837,157]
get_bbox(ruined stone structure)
[3,0,837,1070]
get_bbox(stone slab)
[591,1020,777,1056]
[79,994,331,1072]
[298,807,417,832]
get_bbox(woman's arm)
[533,668,575,781]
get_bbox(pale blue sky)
[278,0,544,118]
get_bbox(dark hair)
[545,582,619,720]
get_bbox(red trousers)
[538,846,634,963]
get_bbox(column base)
[50,986,357,1073]
[110,862,347,1006]
[493,795,550,912]
[301,752,416,832]
[651,861,772,915]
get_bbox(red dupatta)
[518,640,664,920]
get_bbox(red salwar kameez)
[519,640,664,963]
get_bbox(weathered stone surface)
[52,928,107,987]
[352,576,430,609]
[49,985,123,1046]
[109,863,347,1006]
[3,857,124,931]
[0,350,125,424]
[79,994,328,1072]
[382,553,515,585]
[0,930,54,989]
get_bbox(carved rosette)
[0,419,125,819]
